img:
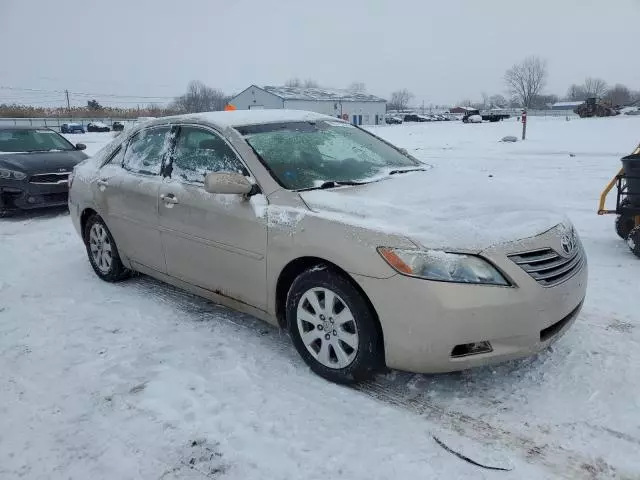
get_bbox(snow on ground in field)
[2,120,640,479]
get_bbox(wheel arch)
[80,207,98,241]
[275,256,386,362]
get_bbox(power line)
[0,71,179,90]
[0,85,175,99]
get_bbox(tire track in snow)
[352,379,622,479]
[128,275,626,480]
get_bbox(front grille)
[29,172,69,184]
[508,245,585,287]
[40,192,68,203]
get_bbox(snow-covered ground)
[1,117,639,479]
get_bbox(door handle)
[160,193,179,205]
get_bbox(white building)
[551,101,584,111]
[229,85,387,126]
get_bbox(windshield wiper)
[388,168,427,175]
[297,180,366,192]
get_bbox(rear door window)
[122,126,173,175]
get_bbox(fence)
[497,109,579,117]
[0,117,134,132]
[1,109,580,133]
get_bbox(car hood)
[0,150,88,174]
[298,170,567,252]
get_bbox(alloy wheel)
[89,223,113,274]
[296,287,359,369]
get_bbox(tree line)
[389,56,640,111]
[0,80,230,118]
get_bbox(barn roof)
[261,86,386,102]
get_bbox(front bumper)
[0,181,70,212]
[353,230,588,374]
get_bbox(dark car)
[87,121,111,132]
[0,127,88,216]
[403,114,430,122]
[385,115,403,125]
[112,121,125,131]
[60,123,85,134]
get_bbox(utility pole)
[65,89,71,117]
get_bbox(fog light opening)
[451,341,493,358]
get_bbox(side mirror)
[204,172,253,195]
[76,143,87,151]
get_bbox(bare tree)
[481,92,489,109]
[285,78,302,87]
[583,77,608,99]
[303,79,319,88]
[504,56,548,109]
[566,84,587,101]
[348,82,366,93]
[388,89,414,111]
[172,80,228,113]
[530,94,558,109]
[457,99,473,107]
[489,94,507,108]
[603,84,631,105]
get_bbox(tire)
[615,215,635,239]
[627,225,640,258]
[84,214,129,282]
[286,266,383,384]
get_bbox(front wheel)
[84,214,129,281]
[627,225,640,258]
[286,267,383,384]
[615,215,635,239]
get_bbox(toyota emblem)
[560,230,576,256]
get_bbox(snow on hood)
[299,170,567,251]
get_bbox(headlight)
[378,247,510,285]
[0,168,27,180]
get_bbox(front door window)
[169,126,245,183]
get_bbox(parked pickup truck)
[462,109,511,123]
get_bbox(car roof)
[145,109,340,130]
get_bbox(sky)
[1,0,638,108]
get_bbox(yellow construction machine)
[598,143,640,257]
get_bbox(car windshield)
[237,120,420,190]
[0,129,75,152]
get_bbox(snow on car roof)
[148,109,341,129]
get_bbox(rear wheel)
[286,267,383,384]
[627,225,640,258]
[84,214,129,281]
